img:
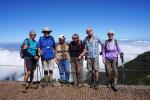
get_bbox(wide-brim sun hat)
[42,27,52,33]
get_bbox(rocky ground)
[0,81,150,100]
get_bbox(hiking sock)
[109,80,113,85]
[45,75,49,82]
[114,78,118,85]
[49,70,53,82]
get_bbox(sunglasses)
[108,34,114,36]
[73,37,79,40]
[30,34,36,36]
[44,32,50,34]
[87,30,92,32]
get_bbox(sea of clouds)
[0,40,150,81]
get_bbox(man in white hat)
[55,35,70,85]
[38,27,55,85]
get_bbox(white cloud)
[0,40,150,81]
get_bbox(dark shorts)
[24,57,37,71]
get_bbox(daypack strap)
[104,39,120,53]
[105,39,118,49]
[105,39,119,66]
[114,39,119,52]
[23,38,30,48]
[56,43,69,53]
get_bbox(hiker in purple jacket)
[102,30,123,91]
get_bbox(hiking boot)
[78,84,83,89]
[111,84,118,92]
[49,74,53,82]
[90,81,95,88]
[49,81,53,86]
[58,79,66,86]
[25,82,30,89]
[65,81,70,86]
[58,79,65,84]
[42,82,48,87]
[107,81,112,88]
[22,83,28,93]
[45,75,49,82]
[94,81,99,90]
[90,83,94,88]
[107,83,111,88]
[90,84,94,88]
[30,83,38,89]
[22,87,27,93]
[52,81,61,87]
[107,80,112,88]
[94,85,98,90]
[72,82,78,88]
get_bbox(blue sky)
[0,0,150,43]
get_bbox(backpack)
[101,39,118,55]
[105,39,118,51]
[20,38,30,58]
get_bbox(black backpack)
[20,38,30,58]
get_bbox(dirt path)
[0,82,150,100]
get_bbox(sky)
[0,0,150,43]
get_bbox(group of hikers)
[21,26,124,93]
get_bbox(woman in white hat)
[22,30,39,93]
[102,30,123,91]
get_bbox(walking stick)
[120,53,126,87]
[37,64,44,90]
[38,65,42,79]
[24,59,26,76]
[36,61,39,82]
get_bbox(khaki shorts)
[42,59,54,71]
[105,59,118,78]
[87,57,99,71]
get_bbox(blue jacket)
[38,36,55,60]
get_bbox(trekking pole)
[42,64,44,78]
[36,61,39,86]
[37,61,42,80]
[37,64,44,91]
[92,62,95,86]
[38,65,42,79]
[36,61,43,89]
[120,53,126,87]
[24,59,26,76]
